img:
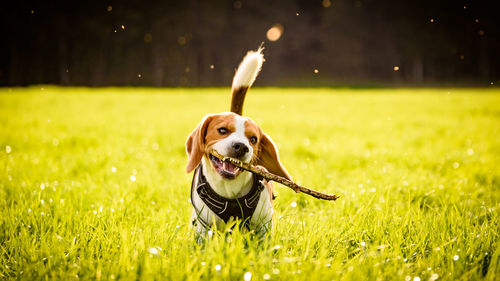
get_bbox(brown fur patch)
[185,113,236,172]
[203,113,236,148]
[231,86,249,115]
[244,118,262,160]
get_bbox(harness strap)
[191,164,265,228]
[191,168,210,229]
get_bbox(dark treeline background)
[1,0,498,87]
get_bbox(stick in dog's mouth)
[209,149,340,201]
[208,153,242,179]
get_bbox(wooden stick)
[209,150,340,201]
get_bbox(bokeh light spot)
[178,36,186,45]
[322,0,331,8]
[266,24,284,42]
[393,66,400,71]
[144,33,153,43]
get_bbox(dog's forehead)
[205,113,261,137]
[208,113,236,129]
[243,117,261,136]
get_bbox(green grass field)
[1,87,499,280]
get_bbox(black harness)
[191,164,265,228]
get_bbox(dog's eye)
[217,127,229,135]
[249,136,258,144]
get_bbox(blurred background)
[1,0,498,87]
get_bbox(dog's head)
[186,112,291,181]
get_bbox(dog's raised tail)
[231,48,264,115]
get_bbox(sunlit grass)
[0,86,499,280]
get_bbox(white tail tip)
[232,48,264,89]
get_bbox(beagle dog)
[186,49,292,238]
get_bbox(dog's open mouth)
[209,154,242,179]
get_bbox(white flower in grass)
[290,201,297,208]
[429,273,439,281]
[148,247,160,256]
[263,273,270,280]
[130,175,136,182]
[413,277,420,281]
[111,166,117,173]
[214,264,221,271]
[244,272,252,281]
[453,255,459,261]
[5,145,12,154]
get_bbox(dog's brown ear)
[186,115,214,173]
[255,133,292,181]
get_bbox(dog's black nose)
[230,142,249,158]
